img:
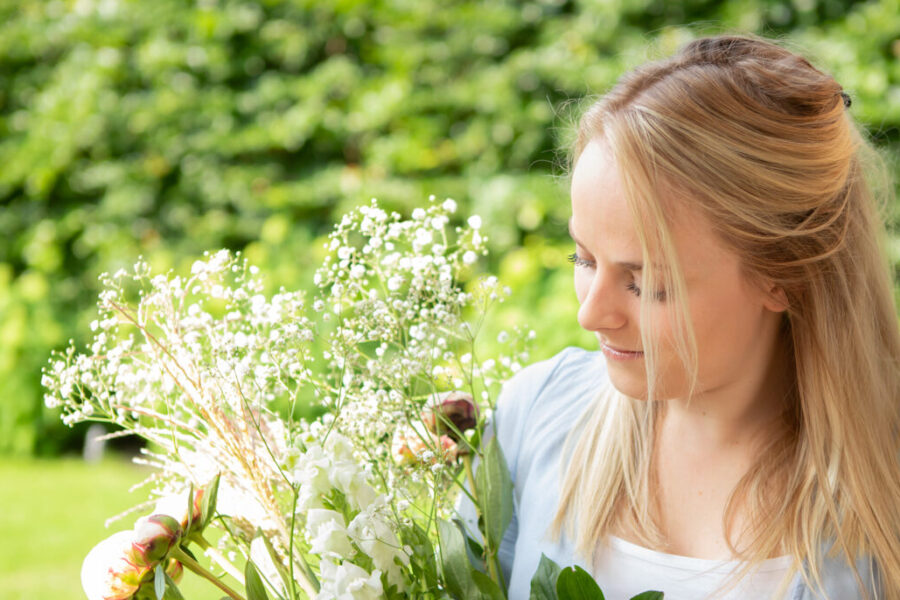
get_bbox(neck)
[660,333,792,451]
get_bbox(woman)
[475,35,900,598]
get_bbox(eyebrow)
[567,217,644,272]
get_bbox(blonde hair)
[552,34,900,598]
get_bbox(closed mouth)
[601,342,644,358]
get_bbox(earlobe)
[762,284,789,313]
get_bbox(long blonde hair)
[552,34,900,598]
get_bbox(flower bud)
[391,428,428,466]
[437,434,459,462]
[151,487,204,531]
[391,426,460,466]
[131,514,182,565]
[82,531,148,600]
[425,391,478,442]
[165,558,184,584]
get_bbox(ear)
[760,281,789,313]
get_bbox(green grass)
[1,458,229,600]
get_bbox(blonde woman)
[466,35,900,598]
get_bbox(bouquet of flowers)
[43,197,662,600]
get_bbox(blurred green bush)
[1,0,898,455]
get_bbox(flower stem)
[462,454,506,591]
[171,546,246,600]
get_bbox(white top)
[456,346,879,600]
[595,535,793,600]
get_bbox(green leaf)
[154,564,166,600]
[529,553,563,600]
[472,569,506,600]
[629,592,664,599]
[163,574,186,600]
[200,473,221,530]
[245,559,270,600]
[475,437,514,550]
[555,566,604,600]
[406,521,440,589]
[438,518,478,600]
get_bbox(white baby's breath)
[45,196,533,599]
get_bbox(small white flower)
[463,251,478,265]
[442,198,457,213]
[387,275,404,291]
[467,215,482,230]
[414,228,433,246]
[348,507,409,589]
[412,208,426,220]
[316,561,383,600]
[306,509,355,560]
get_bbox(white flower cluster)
[311,198,526,463]
[294,429,410,596]
[46,197,535,600]
[41,250,315,564]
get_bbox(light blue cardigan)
[457,346,880,599]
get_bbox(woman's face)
[569,138,786,402]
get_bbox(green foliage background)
[2,0,898,456]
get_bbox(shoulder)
[791,550,881,598]
[493,346,607,479]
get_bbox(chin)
[606,367,649,401]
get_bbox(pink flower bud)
[165,558,183,584]
[391,428,429,466]
[391,426,461,466]
[81,531,149,600]
[425,391,478,442]
[150,487,204,531]
[438,434,459,462]
[131,514,182,565]
[82,516,183,600]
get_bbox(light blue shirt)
[457,346,880,599]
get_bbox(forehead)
[570,140,638,250]
[570,138,739,281]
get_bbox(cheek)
[690,296,763,373]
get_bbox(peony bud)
[425,391,478,442]
[130,514,182,565]
[164,557,183,584]
[151,487,204,531]
[82,513,184,600]
[81,531,149,600]
[391,428,428,466]
[437,434,459,462]
[391,426,460,466]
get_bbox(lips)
[601,342,644,360]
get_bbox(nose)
[576,269,628,333]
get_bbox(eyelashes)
[567,252,667,302]
[567,252,593,268]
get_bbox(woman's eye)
[569,252,667,301]
[626,280,667,302]
[567,252,594,268]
